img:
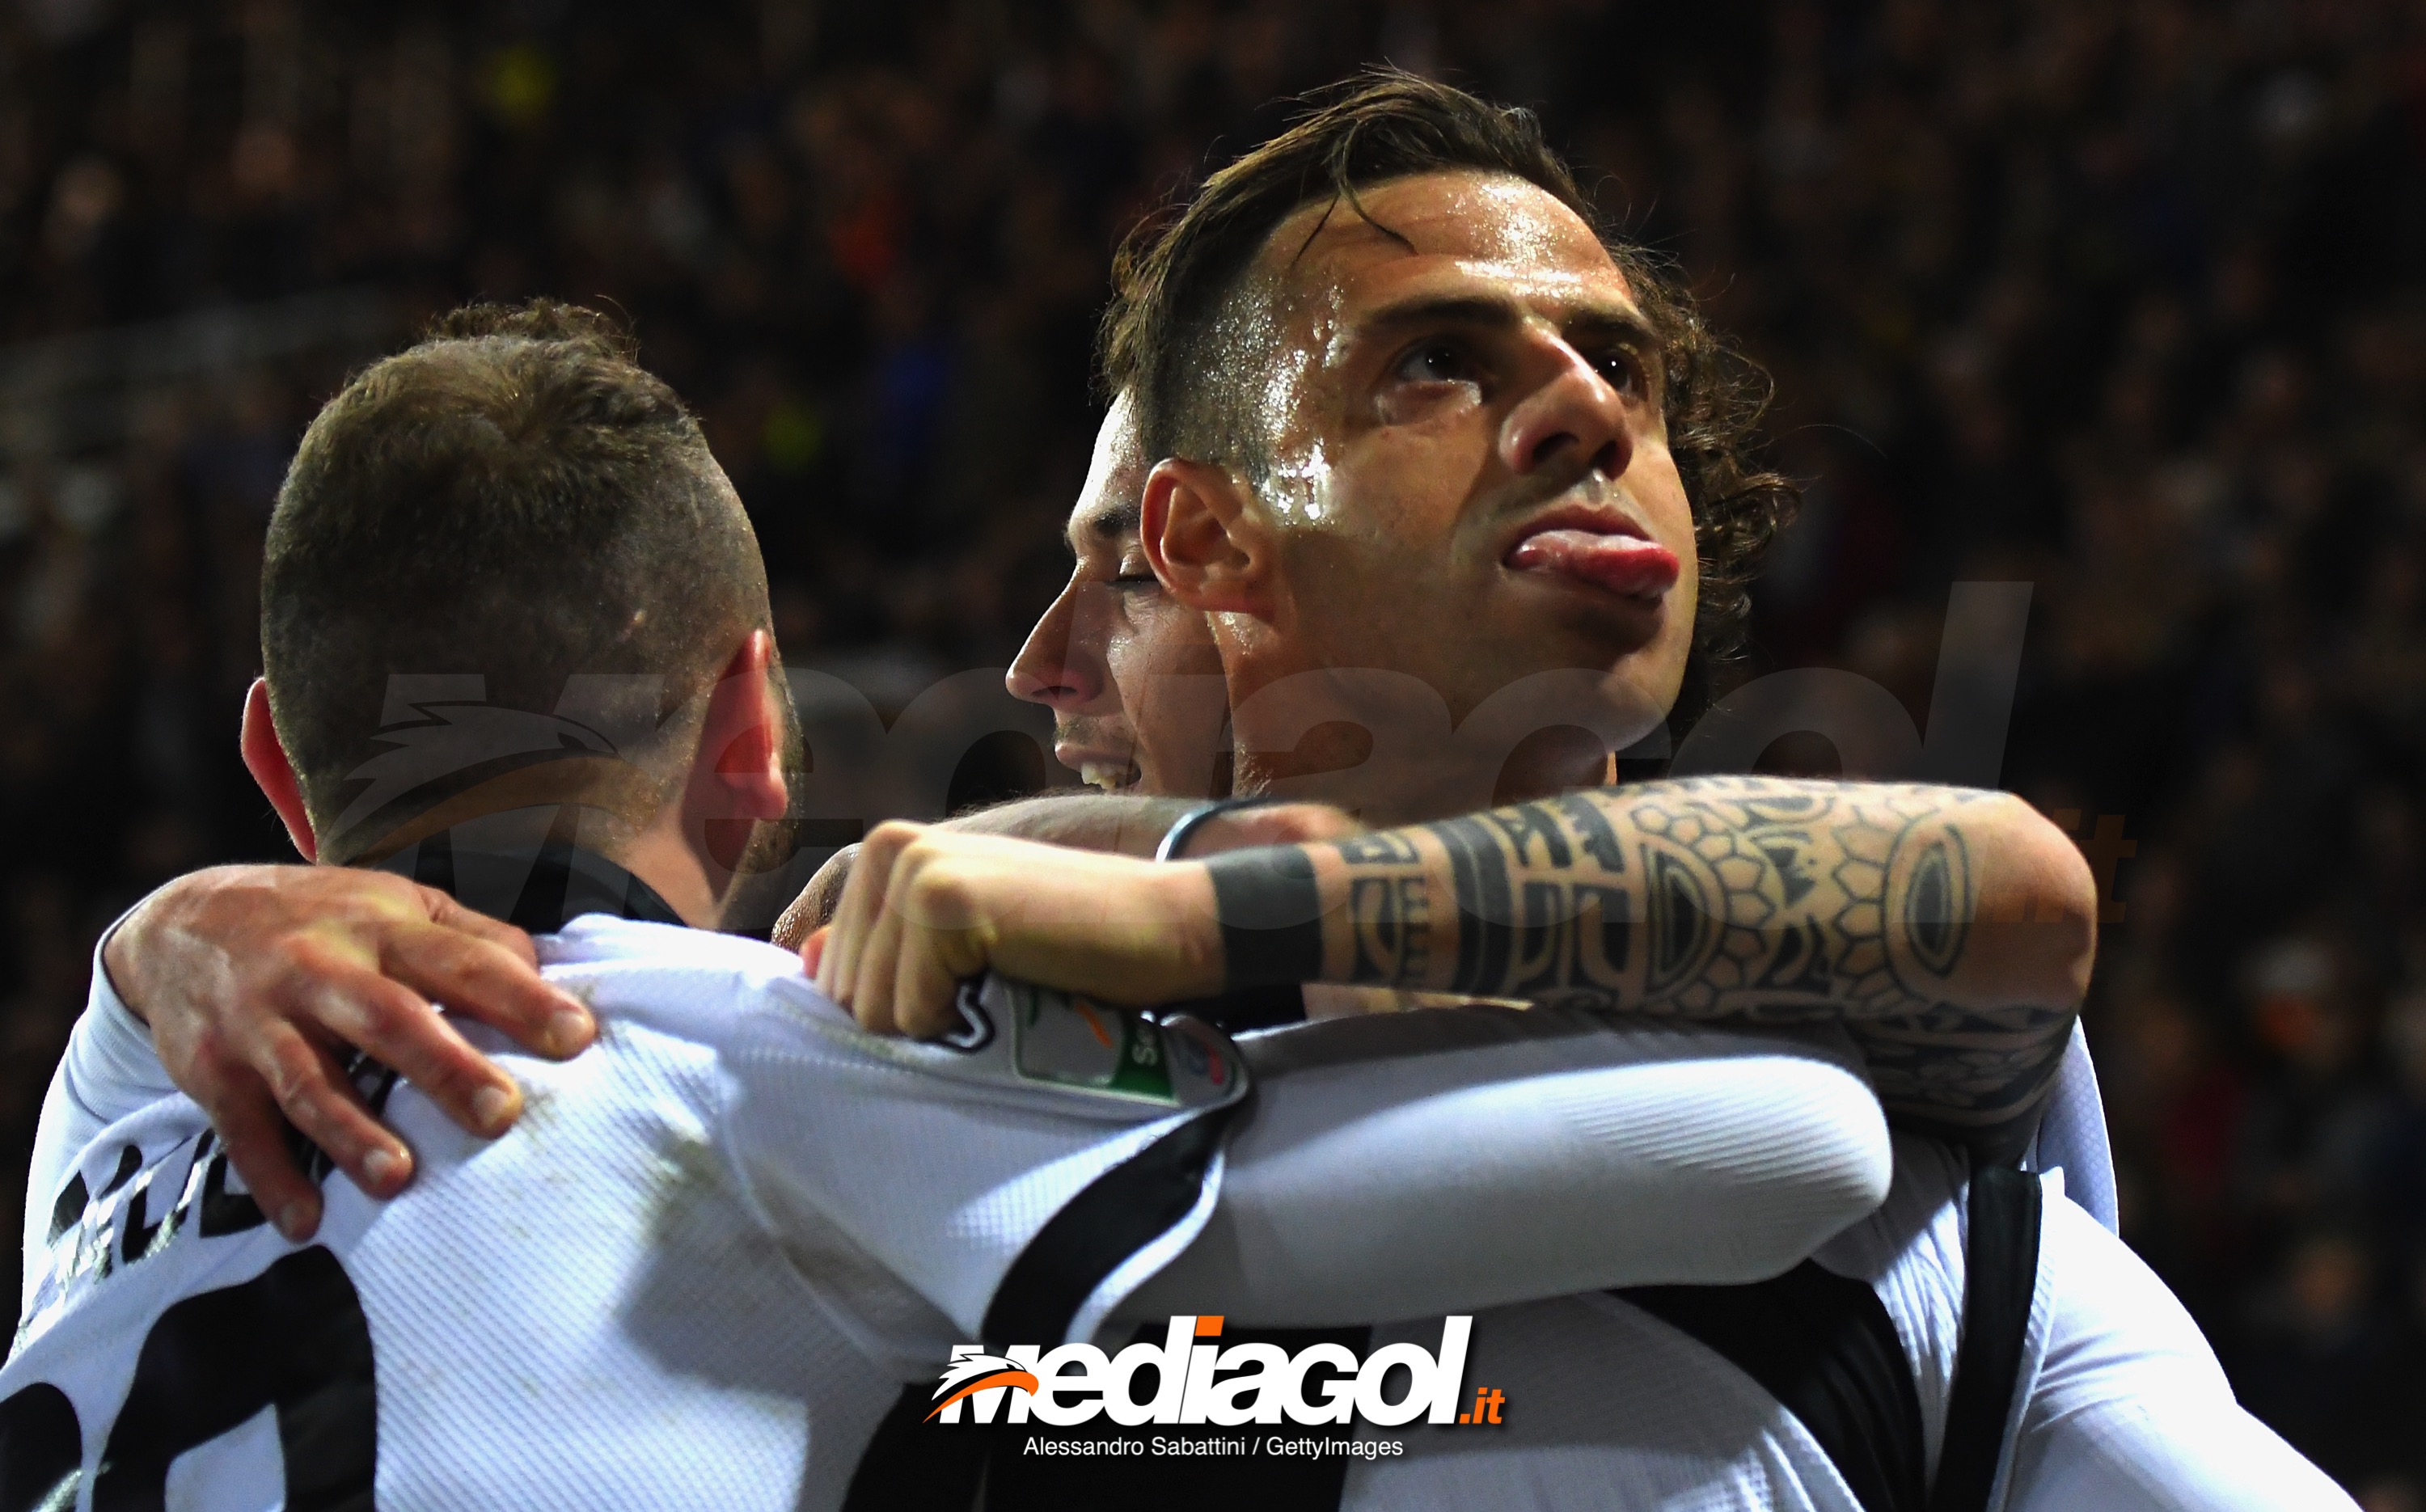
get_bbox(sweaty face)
[1233,171,1698,758]
[1008,399,1230,798]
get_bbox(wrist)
[1155,863,1230,1000]
[1200,844,1327,990]
[100,889,172,1025]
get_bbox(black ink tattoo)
[1323,775,2082,1156]
[1347,875,1430,985]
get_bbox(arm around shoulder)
[1123,1014,1892,1326]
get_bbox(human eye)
[1390,337,1481,388]
[1108,553,1160,593]
[1593,343,1650,399]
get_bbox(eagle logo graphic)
[329,700,628,841]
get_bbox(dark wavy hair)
[1100,70,1794,699]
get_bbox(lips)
[1504,507,1681,601]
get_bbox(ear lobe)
[239,678,319,861]
[1142,458,1273,617]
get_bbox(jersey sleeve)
[22,917,177,1307]
[2023,1023,2118,1233]
[2003,1194,2357,1511]
[712,972,1243,1349]
[1122,1007,1894,1325]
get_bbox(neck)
[617,807,727,928]
[1223,657,1619,826]
[344,759,727,929]
[1238,735,1608,826]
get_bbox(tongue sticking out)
[1506,530,1681,599]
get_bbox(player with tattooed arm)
[814,75,2350,1510]
[3,305,1898,1506]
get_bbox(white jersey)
[1339,1138,2352,1512]
[8,915,1901,1510]
[8,918,1240,1507]
[15,860,2318,1510]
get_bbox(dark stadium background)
[2,0,2422,1497]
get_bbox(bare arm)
[817,778,2097,1160]
[1302,778,2095,1158]
[771,792,1359,948]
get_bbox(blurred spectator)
[0,0,2422,1489]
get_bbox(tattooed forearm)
[1308,775,2096,1155]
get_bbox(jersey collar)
[370,813,685,933]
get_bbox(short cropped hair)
[1101,70,1794,670]
[262,300,767,850]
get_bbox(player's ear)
[240,678,319,862]
[1143,458,1279,619]
[700,629,790,826]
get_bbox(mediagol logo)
[926,1316,1505,1429]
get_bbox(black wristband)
[1202,846,1325,990]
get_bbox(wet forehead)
[1066,399,1149,555]
[1261,171,1634,332]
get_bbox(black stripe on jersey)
[1160,983,1308,1033]
[1930,1164,2044,1512]
[979,1104,1240,1350]
[1623,1262,1929,1512]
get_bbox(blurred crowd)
[2,0,2423,1496]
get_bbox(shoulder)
[534,923,1246,1125]
[2031,1188,2229,1393]
[532,917,840,1040]
[539,914,805,982]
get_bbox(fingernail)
[277,1202,313,1241]
[471,1084,515,1134]
[362,1147,406,1191]
[547,1006,594,1054]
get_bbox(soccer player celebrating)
[810,74,2352,1510]
[3,304,1901,1504]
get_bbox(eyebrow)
[1358,293,1659,353]
[1067,499,1143,555]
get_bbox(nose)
[1498,337,1634,484]
[1008,578,1113,712]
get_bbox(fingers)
[774,845,858,950]
[299,959,524,1140]
[819,821,920,1007]
[799,927,828,978]
[250,1019,419,1202]
[416,886,541,969]
[894,921,971,1038]
[378,919,593,1060]
[209,1080,326,1243]
[815,821,1019,1038]
[847,879,908,1037]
